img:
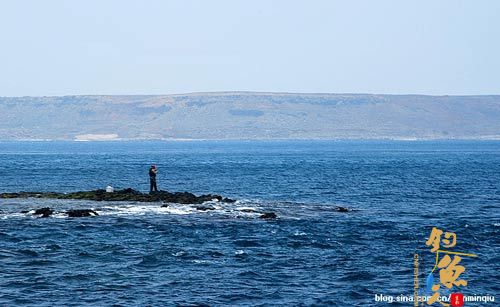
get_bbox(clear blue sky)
[1,0,499,96]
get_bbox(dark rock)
[119,188,139,194]
[259,212,277,219]
[222,197,236,203]
[239,208,257,213]
[66,209,99,217]
[0,192,20,199]
[20,210,30,214]
[335,206,350,212]
[0,188,235,205]
[33,207,53,218]
[195,205,216,211]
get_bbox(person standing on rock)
[149,165,158,193]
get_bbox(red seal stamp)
[451,293,464,307]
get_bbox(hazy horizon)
[2,91,500,99]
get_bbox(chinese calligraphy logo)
[424,227,477,306]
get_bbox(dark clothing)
[149,168,157,179]
[149,167,158,192]
[150,177,158,192]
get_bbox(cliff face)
[1,92,499,140]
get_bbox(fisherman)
[149,165,158,193]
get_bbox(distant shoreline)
[2,91,500,98]
[2,93,498,141]
[1,138,500,142]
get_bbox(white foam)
[1,213,27,219]
[163,206,194,215]
[294,230,307,236]
[1,197,279,220]
[52,212,69,219]
[98,204,194,216]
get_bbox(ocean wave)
[0,198,284,220]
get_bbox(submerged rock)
[239,208,258,213]
[66,209,99,217]
[335,206,350,213]
[0,188,234,205]
[195,205,216,211]
[259,212,277,219]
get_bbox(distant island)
[0,92,499,140]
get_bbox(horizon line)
[2,90,500,99]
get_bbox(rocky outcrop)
[34,207,53,218]
[1,188,280,219]
[28,208,99,218]
[0,188,232,205]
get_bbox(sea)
[0,140,498,306]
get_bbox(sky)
[0,0,499,96]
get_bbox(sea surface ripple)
[0,141,499,306]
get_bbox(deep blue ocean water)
[0,140,499,306]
